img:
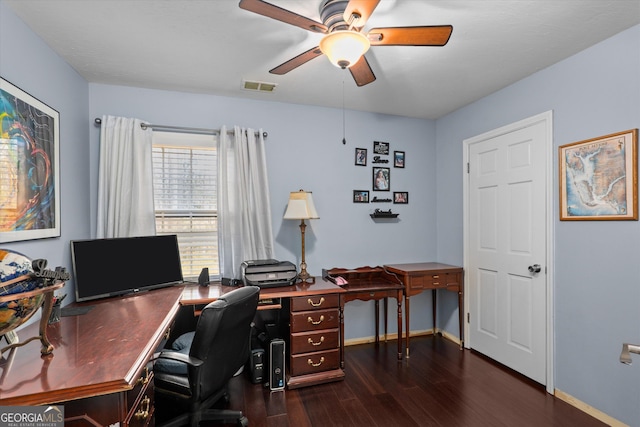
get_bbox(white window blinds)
[152,132,218,279]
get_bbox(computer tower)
[248,348,264,384]
[269,338,286,391]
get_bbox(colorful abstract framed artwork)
[1,77,61,242]
[559,129,638,221]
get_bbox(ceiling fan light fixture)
[319,30,370,69]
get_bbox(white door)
[464,112,552,386]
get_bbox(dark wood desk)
[181,280,347,389]
[384,263,464,356]
[327,266,404,360]
[0,285,184,426]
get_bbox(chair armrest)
[156,350,204,367]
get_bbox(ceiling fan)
[238,0,453,87]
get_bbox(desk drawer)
[291,329,339,354]
[291,308,340,333]
[408,272,460,290]
[290,348,340,376]
[291,294,339,311]
[125,372,154,427]
[429,273,461,289]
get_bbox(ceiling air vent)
[242,80,277,93]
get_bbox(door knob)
[528,264,541,273]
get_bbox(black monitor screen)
[71,235,184,302]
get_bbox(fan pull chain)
[342,78,346,145]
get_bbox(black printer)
[241,259,297,288]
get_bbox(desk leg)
[396,291,402,360]
[339,297,345,369]
[458,289,464,350]
[432,289,437,336]
[374,300,380,346]
[384,297,388,342]
[405,295,410,358]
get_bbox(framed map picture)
[0,77,61,242]
[559,129,638,220]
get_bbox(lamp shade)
[319,30,371,69]
[283,190,319,220]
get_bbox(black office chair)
[154,285,260,427]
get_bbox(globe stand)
[0,281,65,356]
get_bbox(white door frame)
[462,110,555,394]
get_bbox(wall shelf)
[370,209,399,219]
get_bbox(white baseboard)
[554,389,627,427]
[345,328,451,347]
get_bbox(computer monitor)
[71,235,183,302]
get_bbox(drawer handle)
[136,367,150,386]
[308,357,325,367]
[433,282,440,286]
[134,396,151,420]
[433,275,439,279]
[307,297,325,307]
[307,315,324,325]
[308,336,325,346]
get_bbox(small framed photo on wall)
[373,167,390,191]
[353,190,369,203]
[373,141,389,155]
[394,151,405,168]
[355,148,367,166]
[394,192,408,204]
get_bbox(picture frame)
[393,192,408,204]
[372,167,390,191]
[353,190,369,203]
[355,147,367,166]
[373,141,389,155]
[394,151,405,168]
[559,129,638,221]
[0,77,61,242]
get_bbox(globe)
[0,249,46,336]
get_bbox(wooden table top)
[384,262,463,274]
[180,279,346,306]
[0,285,184,406]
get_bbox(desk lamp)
[283,190,319,283]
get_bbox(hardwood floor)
[195,335,607,426]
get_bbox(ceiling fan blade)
[343,0,381,29]
[368,25,453,46]
[349,55,376,87]
[269,47,324,75]
[239,0,327,33]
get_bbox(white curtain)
[96,115,156,238]
[218,125,274,278]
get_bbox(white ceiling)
[5,0,640,119]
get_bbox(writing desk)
[327,266,404,360]
[0,285,184,426]
[384,262,464,356]
[181,280,347,389]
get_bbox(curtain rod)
[94,118,267,138]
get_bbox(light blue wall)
[0,2,90,297]
[3,0,640,423]
[435,25,640,426]
[87,84,438,340]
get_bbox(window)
[152,132,218,280]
